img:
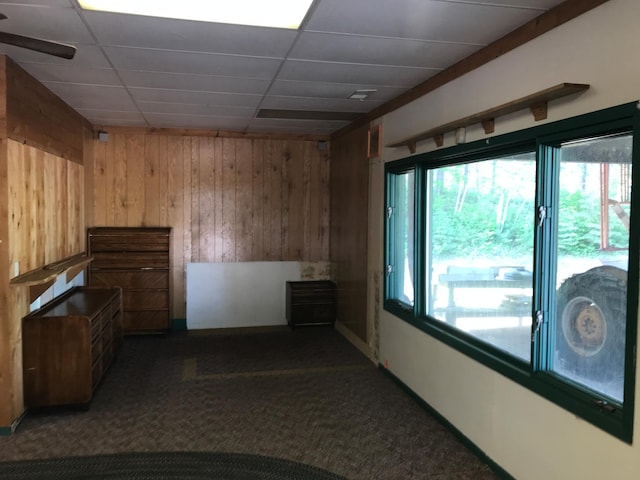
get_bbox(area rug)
[0,451,346,480]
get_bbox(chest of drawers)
[286,280,337,328]
[22,287,123,408]
[87,227,171,334]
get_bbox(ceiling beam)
[332,0,610,140]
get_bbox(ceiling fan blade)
[0,31,75,59]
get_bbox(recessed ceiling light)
[349,89,377,101]
[78,0,314,29]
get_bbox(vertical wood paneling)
[93,140,107,226]
[235,139,252,262]
[112,134,127,226]
[269,140,284,260]
[330,126,370,342]
[212,138,224,262]
[143,135,160,226]
[88,131,330,320]
[221,138,236,262]
[182,137,193,266]
[189,137,200,261]
[281,142,291,260]
[157,136,169,226]
[251,139,264,260]
[167,137,185,318]
[7,141,85,275]
[126,135,145,226]
[198,137,215,261]
[286,141,304,260]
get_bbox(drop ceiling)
[0,0,565,135]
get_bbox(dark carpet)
[0,327,499,479]
[0,451,345,479]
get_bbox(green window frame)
[384,102,640,441]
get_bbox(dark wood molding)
[331,0,610,140]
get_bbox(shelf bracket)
[481,118,495,134]
[530,101,548,121]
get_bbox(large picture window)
[384,103,639,441]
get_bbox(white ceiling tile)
[260,95,380,113]
[103,46,282,78]
[118,71,271,95]
[305,0,558,44]
[81,11,297,57]
[138,102,255,118]
[41,82,137,110]
[143,113,250,130]
[75,108,146,122]
[0,44,111,68]
[278,60,438,87]
[129,88,262,108]
[0,3,94,44]
[292,32,480,68]
[20,63,121,85]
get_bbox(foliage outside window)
[384,103,639,441]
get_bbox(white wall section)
[186,262,301,329]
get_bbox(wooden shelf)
[387,83,590,153]
[10,253,93,303]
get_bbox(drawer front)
[291,304,336,323]
[89,234,169,252]
[123,310,169,332]
[91,252,169,269]
[123,290,169,310]
[91,270,169,289]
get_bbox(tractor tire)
[555,266,627,381]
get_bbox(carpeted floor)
[0,327,499,479]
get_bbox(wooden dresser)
[87,227,171,334]
[286,280,337,328]
[22,287,123,408]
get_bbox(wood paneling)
[7,140,84,275]
[0,56,89,431]
[5,58,85,164]
[88,132,330,319]
[330,125,369,342]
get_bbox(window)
[426,153,536,361]
[386,169,415,308]
[551,133,632,402]
[384,103,639,441]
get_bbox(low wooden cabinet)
[286,280,336,328]
[87,227,171,334]
[22,287,123,408]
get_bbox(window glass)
[426,153,536,360]
[388,170,415,306]
[552,133,632,402]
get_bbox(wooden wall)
[330,125,369,343]
[88,131,330,319]
[0,56,90,431]
[7,141,84,273]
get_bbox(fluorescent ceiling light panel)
[78,0,314,29]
